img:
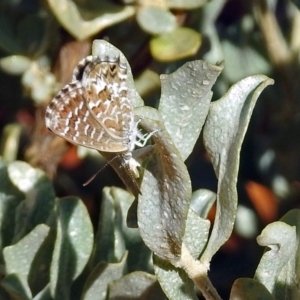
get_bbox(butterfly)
[45,54,155,192]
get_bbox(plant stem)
[180,244,222,300]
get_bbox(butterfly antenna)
[83,155,119,186]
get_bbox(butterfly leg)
[134,130,158,148]
[131,119,159,148]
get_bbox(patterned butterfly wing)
[45,54,151,195]
[45,81,129,153]
[74,56,135,141]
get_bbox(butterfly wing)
[77,57,135,140]
[45,81,129,153]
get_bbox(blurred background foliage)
[1,0,300,298]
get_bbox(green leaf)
[33,284,52,300]
[2,224,51,299]
[7,161,55,241]
[29,230,56,296]
[4,224,50,278]
[254,209,300,299]
[92,187,152,272]
[127,60,221,272]
[108,271,165,299]
[134,69,161,97]
[137,7,177,35]
[0,123,22,162]
[47,0,135,40]
[291,0,300,9]
[221,39,271,83]
[201,75,274,264]
[137,117,191,264]
[110,188,152,271]
[168,0,207,9]
[50,197,94,299]
[150,27,201,62]
[182,208,210,259]
[198,0,226,63]
[1,274,32,300]
[0,160,24,257]
[81,252,127,300]
[190,189,216,219]
[0,9,52,55]
[159,60,223,160]
[0,55,31,75]
[153,208,210,300]
[154,255,196,300]
[230,278,274,300]
[92,187,130,264]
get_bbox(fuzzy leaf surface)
[7,161,55,241]
[154,208,210,300]
[1,274,32,300]
[201,75,274,263]
[230,278,274,300]
[254,209,300,299]
[82,252,127,300]
[4,224,50,278]
[159,60,222,160]
[50,197,93,299]
[108,271,165,299]
[92,187,133,264]
[0,160,24,256]
[2,225,50,299]
[137,117,191,264]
